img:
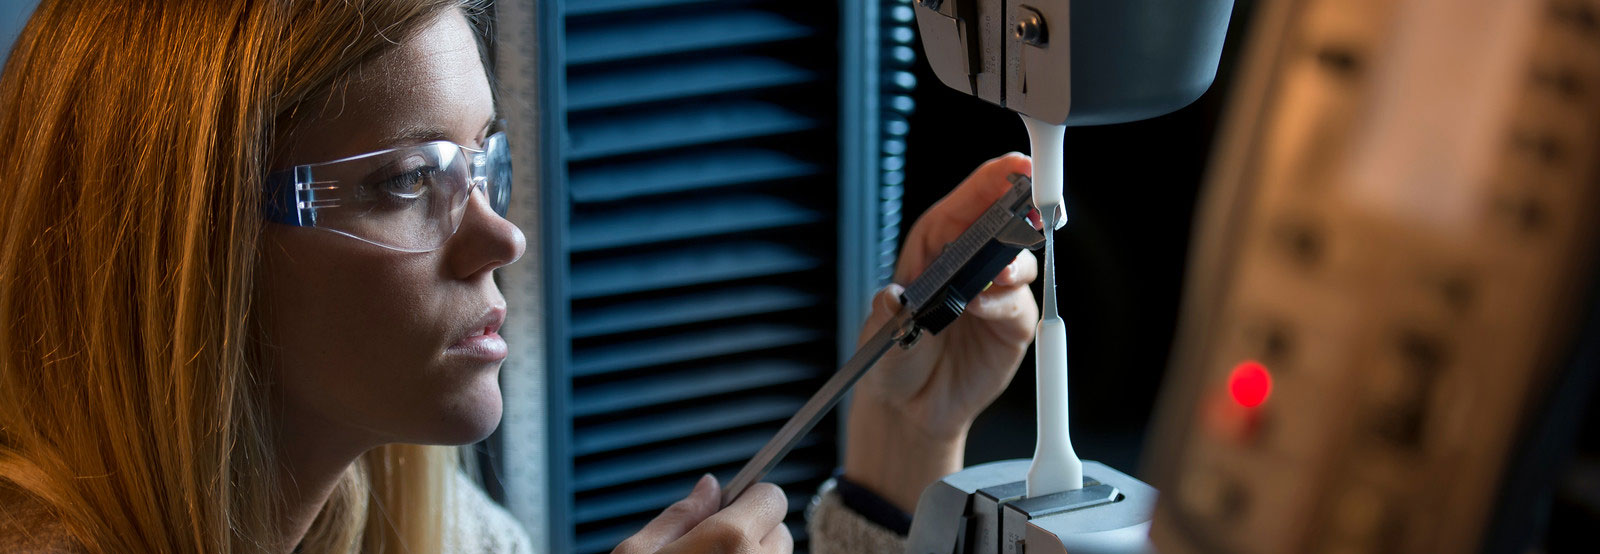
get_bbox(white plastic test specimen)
[1021,113,1083,497]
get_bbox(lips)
[448,306,508,362]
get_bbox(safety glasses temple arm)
[263,166,313,227]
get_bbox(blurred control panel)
[1144,0,1600,552]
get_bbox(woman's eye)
[368,165,442,201]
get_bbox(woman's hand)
[843,153,1039,513]
[613,475,793,554]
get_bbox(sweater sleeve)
[0,484,85,553]
[446,472,536,554]
[805,479,907,554]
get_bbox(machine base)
[906,459,1156,554]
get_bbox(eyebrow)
[378,114,498,149]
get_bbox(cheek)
[260,230,502,444]
[265,235,433,373]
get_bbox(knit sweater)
[0,473,532,553]
[1,477,898,553]
[0,482,81,553]
[807,483,909,554]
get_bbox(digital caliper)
[720,173,1045,508]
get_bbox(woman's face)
[261,10,525,450]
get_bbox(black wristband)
[833,472,913,536]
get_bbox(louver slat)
[565,10,814,66]
[568,240,820,300]
[574,527,643,554]
[571,360,816,418]
[570,194,823,252]
[569,147,822,204]
[567,100,820,161]
[570,286,818,340]
[573,395,806,456]
[573,461,826,525]
[565,0,718,17]
[571,323,822,377]
[568,56,817,112]
[575,428,818,491]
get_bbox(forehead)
[280,10,493,165]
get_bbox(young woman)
[0,1,1038,552]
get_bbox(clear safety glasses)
[263,131,511,252]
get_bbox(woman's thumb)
[856,283,906,347]
[612,475,720,553]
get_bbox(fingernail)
[693,474,715,495]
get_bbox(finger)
[761,519,794,554]
[613,475,720,554]
[896,153,1033,284]
[856,283,906,348]
[858,283,936,396]
[991,250,1038,288]
[929,152,1034,233]
[966,284,1039,335]
[706,482,788,544]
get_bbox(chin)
[422,372,505,445]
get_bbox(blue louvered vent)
[880,0,916,282]
[541,1,914,552]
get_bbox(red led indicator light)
[1228,360,1272,408]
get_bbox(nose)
[444,186,526,279]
